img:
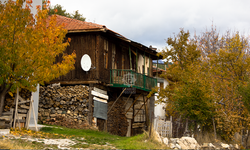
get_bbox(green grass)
[40,125,168,149]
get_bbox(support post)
[31,97,38,131]
[88,84,94,126]
[136,49,138,72]
[129,46,132,70]
[143,94,148,128]
[13,88,20,129]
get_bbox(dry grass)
[0,139,41,149]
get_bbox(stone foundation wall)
[38,85,90,125]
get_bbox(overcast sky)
[50,0,250,51]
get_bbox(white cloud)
[50,0,250,50]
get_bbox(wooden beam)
[94,87,107,95]
[93,96,107,103]
[91,90,108,100]
[131,49,137,56]
[13,88,20,129]
[49,80,101,85]
[107,88,126,114]
[129,46,132,70]
[133,96,149,119]
[123,92,133,107]
[124,93,142,115]
[136,49,138,72]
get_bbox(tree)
[0,0,76,116]
[48,4,86,21]
[158,27,250,143]
[157,29,216,135]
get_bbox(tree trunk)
[0,88,8,116]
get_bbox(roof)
[50,15,159,57]
[52,15,129,40]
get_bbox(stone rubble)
[155,131,240,150]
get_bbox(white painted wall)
[154,77,168,127]
[137,54,150,75]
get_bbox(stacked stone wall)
[38,85,90,125]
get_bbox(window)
[104,39,108,69]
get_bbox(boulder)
[178,137,200,149]
[154,131,162,144]
[163,138,168,145]
[220,143,229,149]
[202,143,216,149]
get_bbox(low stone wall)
[38,85,90,125]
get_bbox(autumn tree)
[207,32,250,140]
[0,0,76,116]
[158,26,250,144]
[157,29,216,136]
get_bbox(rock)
[43,112,50,117]
[154,131,162,144]
[169,143,176,149]
[163,138,168,145]
[202,143,216,149]
[178,137,200,149]
[57,110,62,114]
[50,114,56,118]
[170,138,179,144]
[67,110,71,114]
[60,101,66,105]
[234,144,239,149]
[220,143,229,149]
[51,110,56,114]
[176,144,181,149]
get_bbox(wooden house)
[49,15,160,136]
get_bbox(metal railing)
[110,69,157,92]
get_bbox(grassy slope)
[40,126,168,149]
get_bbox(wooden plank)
[49,80,100,85]
[18,100,30,104]
[93,96,107,103]
[13,88,20,129]
[91,90,108,100]
[107,88,126,114]
[94,87,107,95]
[124,93,142,115]
[18,95,26,102]
[18,109,28,113]
[17,114,27,119]
[30,94,38,131]
[20,105,30,109]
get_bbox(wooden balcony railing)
[110,69,157,92]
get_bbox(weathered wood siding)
[52,32,99,83]
[51,32,154,84]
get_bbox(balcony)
[110,69,157,92]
